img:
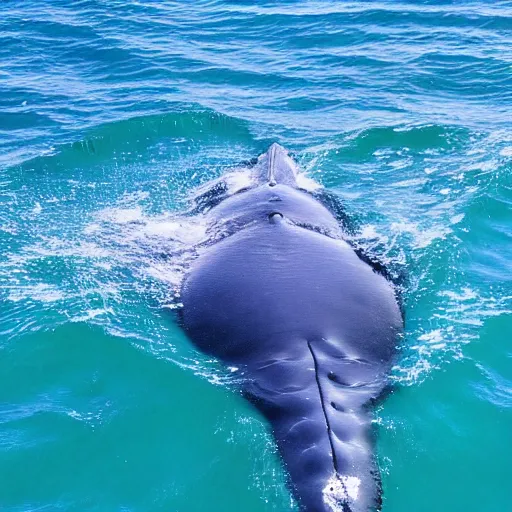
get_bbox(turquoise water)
[1,1,511,511]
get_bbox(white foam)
[389,220,451,249]
[296,172,322,191]
[439,287,477,301]
[7,283,66,303]
[100,206,144,224]
[70,307,114,323]
[224,169,253,193]
[143,218,207,244]
[417,329,444,344]
[450,213,465,225]
[394,178,428,188]
[359,224,383,240]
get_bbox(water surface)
[1,1,511,511]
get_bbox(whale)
[178,144,404,511]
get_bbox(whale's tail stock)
[244,338,387,512]
[273,404,382,512]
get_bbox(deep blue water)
[1,2,511,511]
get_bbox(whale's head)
[191,143,341,237]
[253,143,298,188]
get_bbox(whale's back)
[181,218,402,511]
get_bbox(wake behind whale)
[178,144,404,511]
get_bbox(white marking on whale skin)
[322,474,361,511]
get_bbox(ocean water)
[1,1,511,511]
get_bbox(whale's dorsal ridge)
[257,143,299,188]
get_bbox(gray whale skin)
[179,144,403,512]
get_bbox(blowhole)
[268,212,283,223]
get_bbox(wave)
[6,107,259,173]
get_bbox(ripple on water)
[1,2,511,511]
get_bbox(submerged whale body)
[179,144,403,511]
